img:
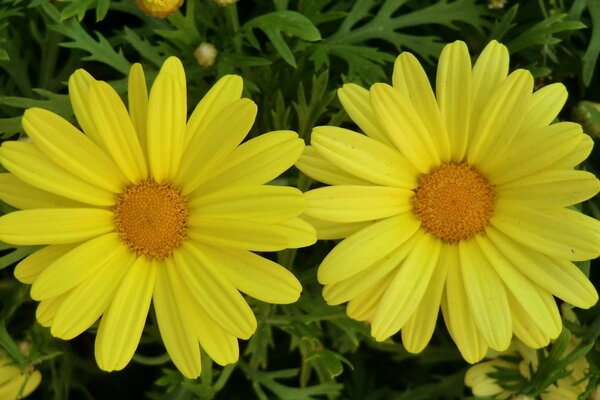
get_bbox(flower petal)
[468,69,533,168]
[189,185,304,223]
[185,75,243,146]
[322,230,421,305]
[296,145,372,186]
[147,57,187,182]
[22,108,127,192]
[401,242,450,353]
[508,291,552,348]
[521,83,567,132]
[95,257,156,372]
[393,51,451,161]
[175,243,257,339]
[492,200,600,261]
[154,260,201,379]
[36,292,69,327]
[486,227,598,308]
[15,244,78,284]
[371,233,441,341]
[547,133,593,170]
[459,240,511,351]
[318,213,420,285]
[51,247,132,340]
[311,126,417,188]
[0,368,41,399]
[370,83,440,172]
[497,169,600,208]
[302,215,373,240]
[0,173,85,210]
[0,141,115,205]
[0,208,114,245]
[68,69,102,146]
[304,185,412,223]
[470,40,509,133]
[465,362,507,397]
[176,99,257,195]
[201,131,305,192]
[337,83,393,146]
[192,303,239,366]
[196,244,302,304]
[30,233,125,300]
[486,122,583,184]
[128,63,149,153]
[475,235,562,340]
[442,249,488,364]
[436,41,472,161]
[89,81,148,183]
[346,272,393,322]
[270,218,317,249]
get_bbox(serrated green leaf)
[96,0,110,22]
[243,10,321,67]
[60,0,93,21]
[582,0,600,86]
[507,13,586,53]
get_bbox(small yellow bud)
[572,101,600,137]
[488,0,507,9]
[194,42,218,68]
[135,0,184,18]
[214,0,238,6]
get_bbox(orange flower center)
[412,162,495,243]
[115,180,187,259]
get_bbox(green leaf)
[243,11,322,68]
[96,0,110,22]
[60,0,93,21]
[0,242,39,271]
[582,0,600,86]
[507,13,586,53]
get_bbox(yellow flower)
[0,350,41,400]
[296,40,600,363]
[465,307,593,399]
[135,0,183,18]
[0,57,315,378]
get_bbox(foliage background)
[0,0,599,398]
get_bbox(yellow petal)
[322,230,421,305]
[486,227,598,308]
[128,63,149,153]
[22,108,127,192]
[393,52,451,162]
[459,240,511,351]
[185,75,243,146]
[436,41,472,161]
[302,215,373,240]
[311,126,417,188]
[175,243,257,339]
[497,170,600,208]
[337,83,393,147]
[465,361,507,397]
[470,40,509,134]
[270,217,317,249]
[401,242,450,353]
[0,141,116,205]
[475,235,562,339]
[442,249,488,364]
[153,260,201,379]
[88,81,148,183]
[68,69,102,146]
[192,302,239,366]
[14,244,78,284]
[371,233,441,341]
[346,272,393,322]
[147,57,187,182]
[547,133,594,170]
[36,292,69,327]
[51,247,133,340]
[318,213,420,285]
[177,99,257,195]
[0,368,41,399]
[521,83,567,132]
[30,233,125,300]
[296,145,372,186]
[0,173,85,209]
[508,291,552,348]
[201,131,305,193]
[189,185,304,223]
[370,83,440,172]
[197,244,302,304]
[468,69,533,168]
[492,200,600,261]
[304,185,412,222]
[486,122,583,184]
[95,257,156,372]
[0,208,114,245]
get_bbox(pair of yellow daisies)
[0,40,598,379]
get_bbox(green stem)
[225,3,242,54]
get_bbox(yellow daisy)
[0,57,316,378]
[296,40,600,362]
[0,350,41,399]
[135,0,184,18]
